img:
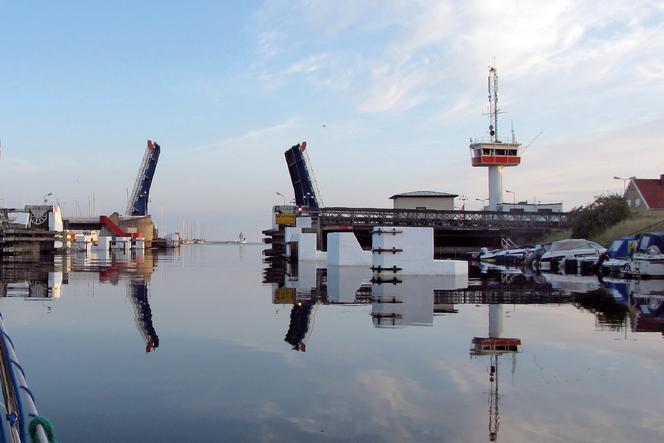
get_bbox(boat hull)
[628,254,664,278]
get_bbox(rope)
[1,331,15,351]
[0,412,8,443]
[28,416,57,443]
[0,313,57,443]
[1,334,26,441]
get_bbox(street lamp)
[505,190,515,210]
[43,192,52,204]
[613,176,635,195]
[459,195,468,210]
[476,198,489,210]
[276,192,286,205]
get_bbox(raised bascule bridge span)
[292,206,570,255]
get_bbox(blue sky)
[1,0,662,241]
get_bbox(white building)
[390,191,458,210]
[495,202,563,213]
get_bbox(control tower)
[469,67,522,211]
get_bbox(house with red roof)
[624,175,664,216]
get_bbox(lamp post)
[476,198,489,211]
[459,195,468,210]
[43,192,52,204]
[276,192,286,205]
[505,190,515,210]
[613,176,635,195]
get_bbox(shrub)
[569,193,631,239]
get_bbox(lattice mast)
[488,67,499,143]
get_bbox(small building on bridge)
[390,191,458,211]
[496,202,563,213]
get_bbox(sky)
[0,0,663,241]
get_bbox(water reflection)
[264,257,664,441]
[1,246,662,442]
[285,301,317,351]
[627,279,664,334]
[129,279,160,352]
[466,265,663,335]
[1,249,180,351]
[267,257,664,337]
[470,303,522,442]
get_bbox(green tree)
[569,193,630,239]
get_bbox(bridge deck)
[302,207,570,231]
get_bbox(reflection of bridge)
[128,280,160,353]
[434,286,577,305]
[292,207,570,253]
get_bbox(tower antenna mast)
[488,66,499,142]
[469,65,522,212]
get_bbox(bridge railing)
[301,207,570,231]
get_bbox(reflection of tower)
[128,280,160,353]
[469,66,522,211]
[471,304,521,442]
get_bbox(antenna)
[488,66,499,142]
[521,131,542,154]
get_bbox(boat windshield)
[607,240,624,252]
[549,240,602,252]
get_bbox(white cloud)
[284,53,330,75]
[249,0,664,118]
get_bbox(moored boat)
[475,238,531,267]
[598,236,636,275]
[625,232,664,278]
[537,239,605,272]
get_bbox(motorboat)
[475,238,532,267]
[625,232,664,278]
[598,236,636,275]
[164,231,181,248]
[541,272,601,294]
[537,239,605,272]
[523,242,552,270]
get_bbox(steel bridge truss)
[301,207,569,231]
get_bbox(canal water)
[1,244,663,442]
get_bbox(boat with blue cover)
[598,236,637,275]
[625,231,664,278]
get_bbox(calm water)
[1,244,663,442]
